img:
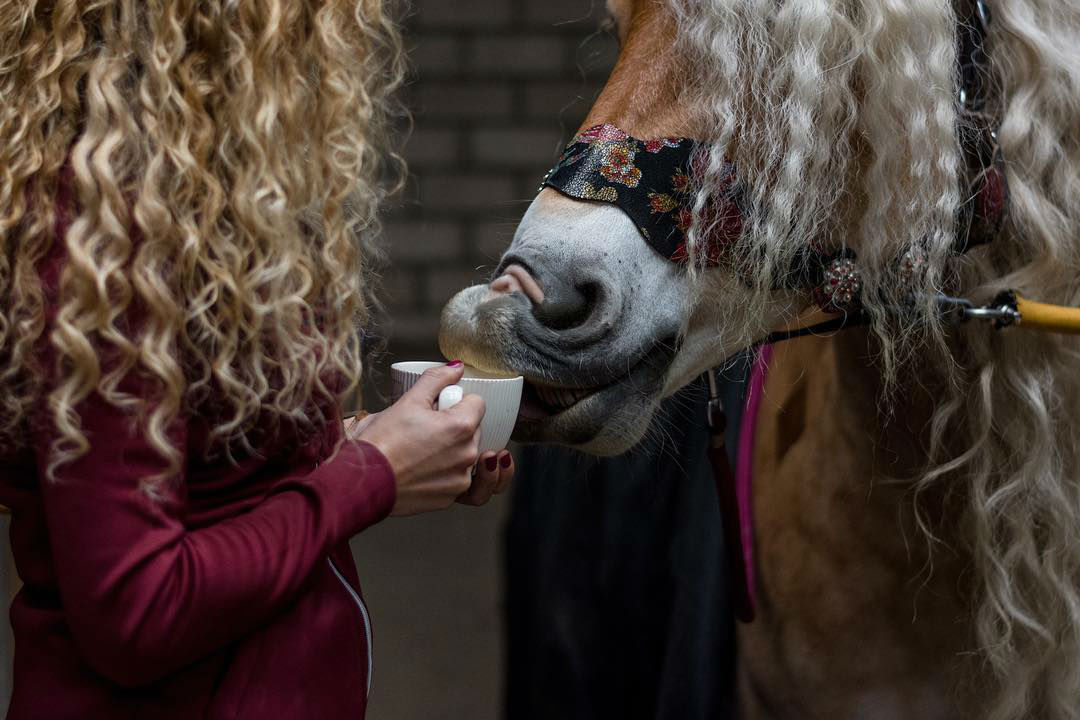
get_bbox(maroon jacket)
[1,186,397,718]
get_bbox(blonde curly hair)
[0,0,404,491]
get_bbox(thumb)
[407,362,466,406]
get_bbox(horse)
[439,0,1080,717]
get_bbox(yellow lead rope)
[940,291,1080,334]
[1015,294,1080,334]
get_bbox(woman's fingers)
[456,450,514,506]
[457,452,500,506]
[494,450,514,494]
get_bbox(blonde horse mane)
[672,0,1080,716]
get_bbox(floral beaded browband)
[540,124,742,265]
[539,0,1008,315]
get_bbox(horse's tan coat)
[743,331,981,718]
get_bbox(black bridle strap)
[755,311,871,350]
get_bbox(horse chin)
[512,387,661,456]
[510,344,674,455]
[439,284,677,455]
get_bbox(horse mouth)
[520,383,597,418]
[509,339,678,448]
[439,285,682,451]
[516,380,611,424]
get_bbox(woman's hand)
[349,363,514,516]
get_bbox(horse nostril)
[491,264,545,305]
[495,255,610,334]
[535,280,599,331]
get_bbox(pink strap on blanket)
[734,343,772,612]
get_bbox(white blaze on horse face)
[442,188,688,374]
[509,189,689,342]
[439,189,693,453]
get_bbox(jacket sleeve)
[34,379,396,688]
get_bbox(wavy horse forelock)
[673,0,1080,716]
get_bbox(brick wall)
[374,0,617,400]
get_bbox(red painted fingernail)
[499,453,512,469]
[485,456,498,472]
[446,360,463,368]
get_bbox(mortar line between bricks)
[456,120,471,171]
[510,84,524,125]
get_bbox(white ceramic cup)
[390,361,524,454]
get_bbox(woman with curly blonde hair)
[0,2,514,717]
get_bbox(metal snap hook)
[975,0,992,31]
[936,292,1021,328]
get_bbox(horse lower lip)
[521,381,597,416]
[513,340,678,424]
[533,384,593,410]
[516,396,551,422]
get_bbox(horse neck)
[774,326,940,467]
[744,328,982,718]
[754,327,966,556]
